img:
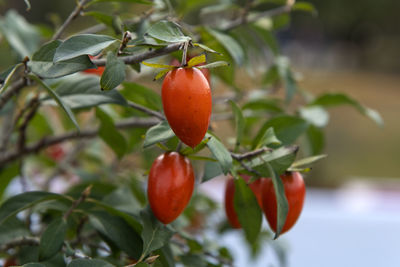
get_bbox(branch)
[230,147,272,161]
[128,101,165,120]
[0,237,39,252]
[223,4,293,31]
[92,42,182,66]
[51,0,92,41]
[0,77,27,110]
[63,185,92,220]
[0,117,159,167]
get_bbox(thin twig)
[0,117,159,167]
[0,77,26,111]
[51,0,92,41]
[128,101,165,120]
[230,147,272,161]
[63,185,92,220]
[0,237,39,252]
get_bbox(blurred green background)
[1,0,398,187]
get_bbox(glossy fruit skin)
[162,67,212,148]
[83,55,105,76]
[224,176,264,229]
[261,171,306,234]
[148,152,195,224]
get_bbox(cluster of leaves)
[0,0,382,266]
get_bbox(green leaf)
[180,136,211,156]
[206,133,233,174]
[84,11,113,27]
[276,56,297,103]
[242,99,283,113]
[306,125,324,155]
[22,264,46,267]
[292,2,317,15]
[0,162,19,200]
[180,254,207,267]
[67,258,115,267]
[0,9,40,57]
[291,154,327,168]
[54,34,117,62]
[193,43,221,54]
[266,163,288,239]
[100,51,126,90]
[29,74,80,131]
[229,100,245,150]
[262,64,280,85]
[143,121,174,148]
[299,106,329,127]
[0,64,22,93]
[89,210,143,259]
[39,218,67,261]
[96,108,127,158]
[251,25,279,55]
[253,115,308,148]
[254,127,282,149]
[187,54,206,68]
[247,146,298,176]
[196,61,229,69]
[308,93,384,127]
[0,217,30,246]
[140,207,174,258]
[28,40,96,78]
[146,21,190,43]
[202,160,223,182]
[121,82,162,111]
[0,191,71,225]
[206,28,244,65]
[233,176,262,243]
[43,74,127,109]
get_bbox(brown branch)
[51,0,92,41]
[223,3,293,31]
[0,77,27,111]
[0,237,39,252]
[64,185,92,220]
[128,101,165,120]
[92,42,182,66]
[230,147,272,161]
[0,117,159,167]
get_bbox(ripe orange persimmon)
[224,176,264,229]
[147,152,195,224]
[261,171,306,234]
[83,55,105,76]
[162,67,212,148]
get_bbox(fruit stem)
[181,41,189,67]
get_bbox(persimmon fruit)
[261,171,306,234]
[171,57,211,84]
[147,152,195,224]
[162,67,212,148]
[83,55,105,76]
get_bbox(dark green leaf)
[0,10,40,57]
[0,191,71,225]
[67,258,115,267]
[253,115,308,148]
[308,93,383,127]
[121,82,162,111]
[180,254,207,267]
[229,100,245,150]
[143,121,174,148]
[39,218,67,261]
[29,40,96,78]
[234,177,262,243]
[306,125,324,155]
[291,154,327,168]
[266,163,288,239]
[242,99,282,113]
[54,34,117,62]
[0,217,30,246]
[89,210,143,259]
[292,2,317,15]
[43,74,127,109]
[202,160,223,182]
[84,11,113,27]
[96,108,127,158]
[254,127,281,149]
[154,245,175,267]
[206,133,233,174]
[140,207,174,258]
[206,28,244,65]
[29,74,80,131]
[146,21,190,43]
[100,51,126,91]
[0,162,19,200]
